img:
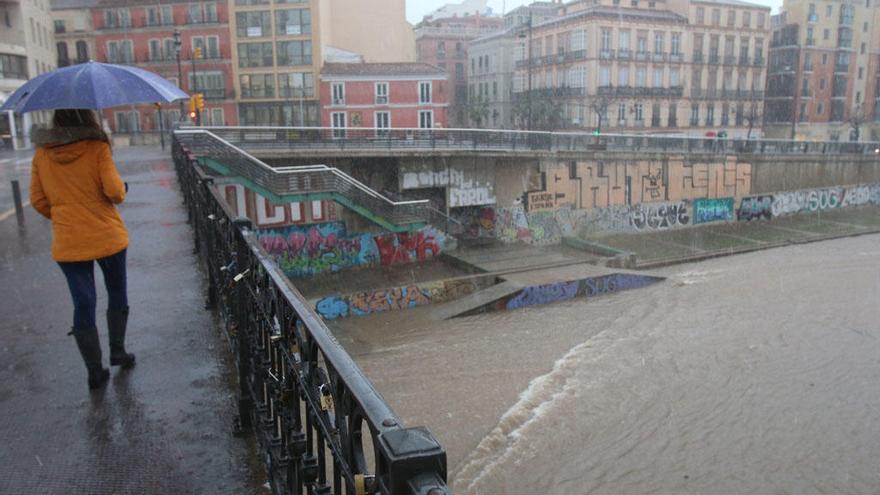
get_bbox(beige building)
[50,0,97,68]
[509,0,770,136]
[0,0,57,148]
[230,0,415,126]
[765,0,880,141]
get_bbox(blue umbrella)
[0,61,189,113]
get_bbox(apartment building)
[415,12,503,127]
[319,63,449,131]
[230,0,414,127]
[90,0,237,134]
[52,0,97,68]
[765,0,880,141]
[1,0,57,148]
[508,0,770,135]
[468,3,562,128]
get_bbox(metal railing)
[183,126,880,156]
[172,137,450,495]
[174,129,431,228]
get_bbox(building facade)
[468,3,561,128]
[319,63,448,130]
[91,0,238,135]
[52,0,97,68]
[508,0,770,136]
[230,0,415,127]
[415,13,503,127]
[1,0,58,148]
[765,0,880,141]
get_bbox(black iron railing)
[172,137,450,495]
[186,126,880,156]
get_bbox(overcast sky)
[405,0,784,24]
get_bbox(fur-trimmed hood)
[32,126,108,147]
[33,127,109,164]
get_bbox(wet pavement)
[0,146,265,494]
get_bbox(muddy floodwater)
[331,234,880,494]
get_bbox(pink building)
[319,63,449,130]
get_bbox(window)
[375,112,390,135]
[57,42,69,67]
[859,67,864,79]
[671,33,681,55]
[237,11,271,37]
[275,9,311,35]
[278,72,314,97]
[75,41,88,63]
[638,32,647,53]
[670,67,680,86]
[727,9,735,27]
[331,112,346,137]
[188,3,202,23]
[712,9,720,26]
[148,39,161,61]
[419,110,433,129]
[861,42,866,55]
[239,74,274,98]
[618,66,629,85]
[696,7,704,24]
[654,32,664,55]
[617,103,626,125]
[189,71,225,96]
[237,42,273,67]
[619,30,630,51]
[668,104,677,127]
[823,28,829,40]
[636,66,647,87]
[276,40,311,65]
[162,5,173,24]
[54,20,65,33]
[653,67,664,87]
[600,66,611,85]
[210,108,225,126]
[601,28,611,51]
[106,40,133,64]
[826,4,833,16]
[721,103,730,125]
[817,103,823,115]
[331,82,345,105]
[706,104,715,125]
[754,39,763,61]
[634,103,644,122]
[822,53,828,65]
[652,103,661,127]
[757,12,765,28]
[690,103,699,125]
[375,82,388,104]
[820,78,826,90]
[419,82,432,104]
[572,29,587,52]
[114,111,139,133]
[742,11,750,28]
[437,41,446,58]
[206,36,220,58]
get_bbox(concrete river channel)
[329,234,880,494]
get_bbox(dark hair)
[52,109,110,145]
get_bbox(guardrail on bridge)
[181,126,880,156]
[172,136,451,495]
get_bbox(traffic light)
[194,47,202,59]
[195,93,205,112]
[189,111,197,120]
[188,95,196,114]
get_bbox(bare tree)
[847,104,866,142]
[744,98,763,139]
[588,93,614,134]
[467,95,490,128]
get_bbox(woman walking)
[30,109,135,391]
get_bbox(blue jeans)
[58,249,128,331]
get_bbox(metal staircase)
[174,129,432,232]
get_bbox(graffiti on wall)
[737,195,774,221]
[770,185,878,218]
[531,157,751,212]
[257,223,447,278]
[452,206,497,239]
[503,273,663,311]
[400,162,496,207]
[631,201,691,230]
[693,197,735,224]
[315,278,484,320]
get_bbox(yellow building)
[230,0,414,126]
[509,0,770,136]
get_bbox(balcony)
[806,38,816,46]
[753,57,765,66]
[652,52,667,62]
[835,63,849,73]
[709,54,720,64]
[739,56,750,66]
[600,49,613,60]
[564,50,586,62]
[670,52,684,63]
[618,49,632,60]
[693,52,704,64]
[724,55,736,65]
[202,88,232,100]
[635,51,649,61]
[185,15,219,25]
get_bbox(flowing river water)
[330,234,880,494]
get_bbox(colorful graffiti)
[314,277,486,320]
[737,195,774,221]
[257,223,446,278]
[452,206,497,239]
[502,273,664,311]
[399,162,496,207]
[506,281,580,310]
[693,198,735,225]
[770,184,880,218]
[631,201,691,230]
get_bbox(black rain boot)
[71,327,110,390]
[107,306,135,368]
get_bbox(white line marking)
[0,200,29,222]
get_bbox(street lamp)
[174,29,184,120]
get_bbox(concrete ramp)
[430,280,525,320]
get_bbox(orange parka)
[30,128,128,262]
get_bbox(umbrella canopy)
[0,61,188,114]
